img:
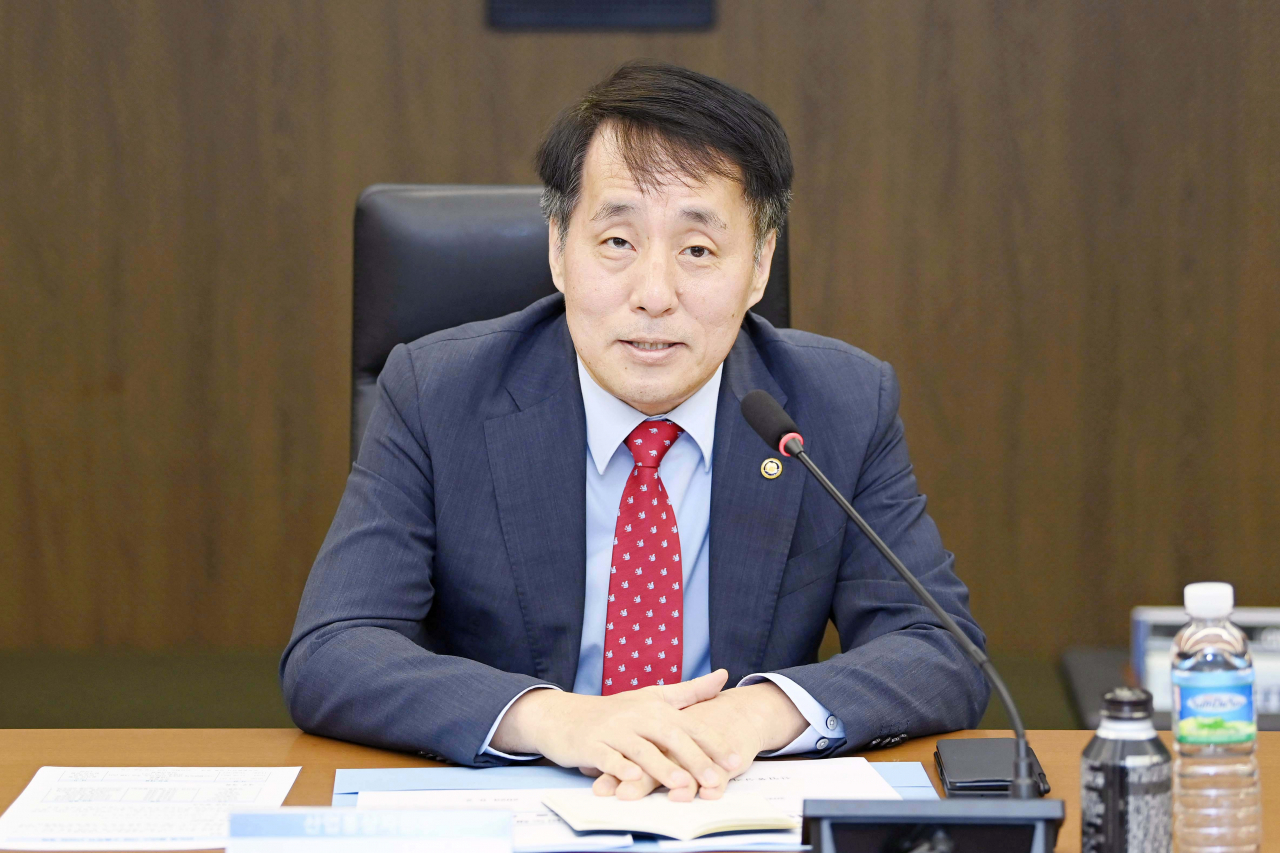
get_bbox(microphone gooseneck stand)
[784,436,1038,799]
[740,389,1038,799]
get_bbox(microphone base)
[1009,777,1041,800]
[803,797,1066,853]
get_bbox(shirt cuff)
[739,672,846,756]
[478,684,562,761]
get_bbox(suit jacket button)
[816,738,829,750]
[868,738,881,747]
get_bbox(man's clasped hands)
[491,669,809,801]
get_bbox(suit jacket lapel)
[708,331,807,680]
[484,317,587,689]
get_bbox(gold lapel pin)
[760,458,783,479]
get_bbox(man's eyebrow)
[680,206,728,231]
[591,202,637,222]
[589,201,728,231]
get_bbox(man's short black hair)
[536,60,793,258]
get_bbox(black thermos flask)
[1081,687,1172,853]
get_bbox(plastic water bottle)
[1171,582,1262,852]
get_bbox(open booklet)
[542,789,796,841]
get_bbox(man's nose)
[631,248,679,317]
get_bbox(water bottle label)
[1171,669,1256,744]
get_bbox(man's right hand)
[490,669,740,801]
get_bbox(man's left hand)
[586,680,809,799]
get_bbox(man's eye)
[607,237,631,250]
[686,246,709,259]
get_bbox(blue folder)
[331,761,937,807]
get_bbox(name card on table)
[227,808,512,853]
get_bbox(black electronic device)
[740,390,1065,853]
[934,738,1050,798]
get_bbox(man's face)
[549,128,776,416]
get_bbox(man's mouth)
[625,341,677,351]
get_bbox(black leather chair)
[351,184,791,461]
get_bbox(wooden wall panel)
[0,1,1276,653]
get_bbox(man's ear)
[744,229,778,310]
[548,220,567,294]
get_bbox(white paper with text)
[357,787,633,853]
[0,766,300,851]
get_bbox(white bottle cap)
[1184,582,1234,619]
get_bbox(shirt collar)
[577,356,721,477]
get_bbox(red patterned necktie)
[601,419,685,695]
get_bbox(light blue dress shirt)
[479,359,846,759]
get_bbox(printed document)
[357,787,632,853]
[0,766,300,851]
[359,757,898,852]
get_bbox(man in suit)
[282,61,988,802]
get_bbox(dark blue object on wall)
[489,0,714,30]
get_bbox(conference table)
[1,729,1275,852]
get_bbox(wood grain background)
[1,1,1276,655]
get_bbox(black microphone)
[740,389,1040,800]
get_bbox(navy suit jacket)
[281,294,989,766]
